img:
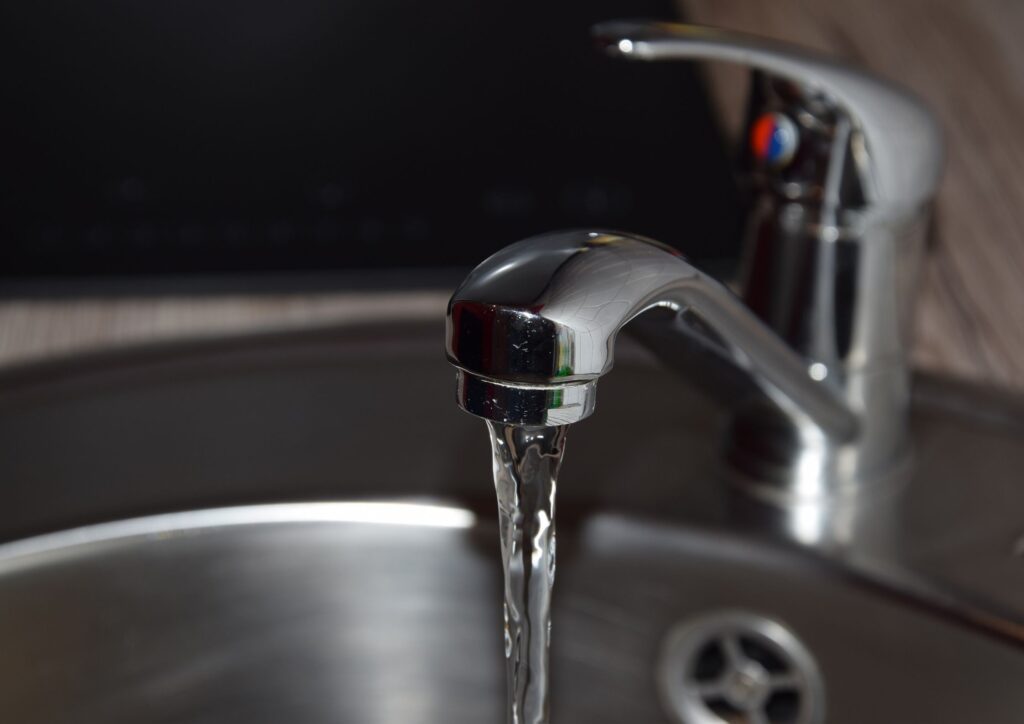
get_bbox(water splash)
[486,421,568,724]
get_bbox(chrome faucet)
[446,21,943,501]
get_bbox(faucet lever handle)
[592,20,943,212]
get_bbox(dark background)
[1,0,741,284]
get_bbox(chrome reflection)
[0,501,477,566]
[446,230,862,494]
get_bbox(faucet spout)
[446,230,858,442]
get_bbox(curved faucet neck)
[446,230,886,496]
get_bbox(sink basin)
[2,311,1023,722]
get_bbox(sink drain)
[657,611,824,724]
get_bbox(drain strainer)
[657,611,824,724]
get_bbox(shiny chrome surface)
[1,320,1024,721]
[448,21,945,494]
[591,21,944,211]
[594,21,942,491]
[447,231,857,453]
[445,229,879,495]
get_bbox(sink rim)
[0,314,1022,657]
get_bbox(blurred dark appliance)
[1,0,740,283]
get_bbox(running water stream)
[486,421,569,724]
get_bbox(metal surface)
[585,21,944,493]
[1,319,1024,722]
[591,21,944,210]
[658,611,824,724]
[1,504,1023,724]
[446,230,857,457]
[444,227,896,494]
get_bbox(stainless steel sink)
[1,315,1023,723]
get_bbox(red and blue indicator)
[750,112,799,168]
